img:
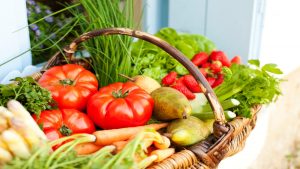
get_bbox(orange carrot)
[112,141,128,153]
[150,148,175,162]
[93,123,168,146]
[153,136,171,149]
[74,142,103,155]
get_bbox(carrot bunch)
[75,123,169,155]
[3,123,173,169]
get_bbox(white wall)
[0,0,31,81]
[260,0,300,75]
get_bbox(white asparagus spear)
[0,138,9,150]
[0,106,14,119]
[9,118,44,149]
[1,129,31,159]
[7,100,47,140]
[0,146,13,162]
[0,106,13,133]
[0,117,8,133]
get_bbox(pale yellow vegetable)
[0,138,8,150]
[1,129,31,159]
[138,148,176,168]
[0,106,13,133]
[9,118,43,149]
[119,74,161,94]
[150,148,175,162]
[7,100,47,140]
[0,117,8,133]
[0,106,14,119]
[0,146,12,162]
[153,136,171,149]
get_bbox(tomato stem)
[112,90,129,98]
[59,125,73,136]
[59,79,75,86]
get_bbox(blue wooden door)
[144,0,265,63]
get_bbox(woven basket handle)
[64,28,228,135]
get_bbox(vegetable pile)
[0,100,47,163]
[0,2,283,167]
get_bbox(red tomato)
[38,64,98,111]
[33,109,96,141]
[87,82,154,129]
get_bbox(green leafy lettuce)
[131,27,216,81]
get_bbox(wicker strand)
[224,115,257,157]
[30,72,42,81]
[189,162,210,169]
[147,150,198,169]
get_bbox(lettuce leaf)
[131,27,216,82]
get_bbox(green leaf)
[0,77,54,115]
[248,59,260,67]
[214,63,282,118]
[175,64,189,75]
[262,63,283,74]
[175,41,195,59]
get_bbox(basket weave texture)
[32,28,261,169]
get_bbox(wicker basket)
[32,28,261,169]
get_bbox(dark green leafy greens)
[131,27,216,81]
[0,77,54,115]
[214,60,282,117]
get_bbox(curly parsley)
[0,77,54,115]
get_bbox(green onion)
[70,0,136,87]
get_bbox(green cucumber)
[201,99,240,112]
[191,98,240,115]
[192,110,236,120]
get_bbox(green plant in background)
[26,0,73,64]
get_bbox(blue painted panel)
[143,0,169,34]
[168,0,206,35]
[205,0,264,62]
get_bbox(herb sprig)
[0,77,54,115]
